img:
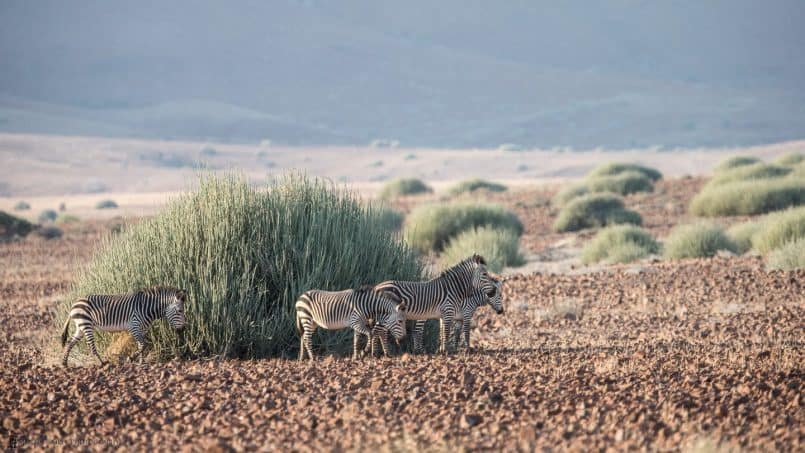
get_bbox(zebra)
[451,277,504,351]
[373,254,496,354]
[60,286,187,366]
[295,286,407,360]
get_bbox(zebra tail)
[60,315,71,347]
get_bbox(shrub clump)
[56,214,81,225]
[706,163,791,187]
[726,221,761,255]
[773,153,804,167]
[586,171,654,197]
[690,178,805,217]
[663,223,737,259]
[581,225,660,264]
[379,178,432,199]
[750,206,805,254]
[766,237,805,270]
[37,225,63,239]
[448,179,507,196]
[0,210,35,240]
[552,183,589,207]
[553,194,642,233]
[95,199,119,209]
[367,203,404,232]
[714,156,761,172]
[587,162,662,182]
[38,209,58,223]
[14,201,30,211]
[441,227,524,272]
[405,202,523,253]
[60,174,423,360]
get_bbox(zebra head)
[488,278,504,314]
[165,289,187,330]
[380,300,407,341]
[470,256,497,300]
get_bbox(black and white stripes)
[295,286,407,360]
[373,254,497,353]
[61,286,187,366]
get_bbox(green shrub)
[95,199,119,209]
[714,156,761,172]
[587,162,662,181]
[405,202,523,253]
[773,153,804,166]
[706,163,791,187]
[13,201,30,211]
[60,174,423,360]
[441,227,524,272]
[726,221,761,254]
[750,206,805,254]
[663,223,737,259]
[581,225,660,264]
[38,209,58,223]
[690,178,805,216]
[379,178,432,199]
[37,225,63,239]
[56,214,81,225]
[553,194,641,233]
[0,210,35,239]
[367,203,404,232]
[766,237,805,270]
[586,171,654,196]
[552,183,589,206]
[448,179,507,196]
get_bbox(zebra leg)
[379,330,392,357]
[302,326,316,360]
[350,321,373,360]
[462,318,472,352]
[412,320,426,354]
[438,317,453,354]
[129,329,148,363]
[61,328,83,367]
[84,328,105,365]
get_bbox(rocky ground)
[1,179,803,451]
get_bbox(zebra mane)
[439,254,486,277]
[354,284,376,293]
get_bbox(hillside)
[1,1,804,147]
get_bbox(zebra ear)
[176,290,187,301]
[397,301,407,312]
[472,254,487,265]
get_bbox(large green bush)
[581,225,660,264]
[766,237,805,270]
[405,202,523,253]
[38,209,58,223]
[441,227,524,272]
[379,178,432,199]
[367,202,404,233]
[663,223,737,259]
[60,174,423,359]
[587,162,662,181]
[690,178,805,216]
[448,179,507,196]
[95,199,119,209]
[726,221,761,255]
[553,194,641,233]
[586,171,654,196]
[14,201,30,211]
[714,156,761,172]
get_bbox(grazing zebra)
[295,286,407,360]
[373,254,496,354]
[61,286,187,366]
[451,277,504,351]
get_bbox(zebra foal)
[373,254,496,354]
[451,277,504,351]
[295,286,407,360]
[60,286,187,366]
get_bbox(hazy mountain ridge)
[1,0,803,147]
